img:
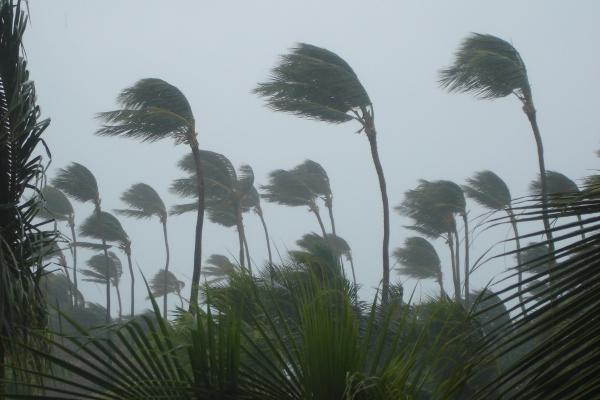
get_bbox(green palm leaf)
[52,162,100,205]
[394,237,443,281]
[463,170,511,211]
[115,182,167,221]
[79,211,129,246]
[36,185,74,221]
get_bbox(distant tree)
[82,252,123,320]
[397,180,467,301]
[530,171,586,240]
[80,211,132,321]
[255,43,392,304]
[171,151,255,272]
[115,183,171,317]
[261,168,328,237]
[202,254,239,285]
[97,78,206,312]
[464,170,527,315]
[149,269,185,310]
[394,237,445,297]
[440,33,555,254]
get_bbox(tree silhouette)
[202,254,239,285]
[255,43,392,304]
[97,78,206,311]
[394,237,445,297]
[82,252,123,320]
[149,269,185,310]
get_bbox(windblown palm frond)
[291,159,332,198]
[261,168,315,207]
[36,185,73,221]
[79,211,129,245]
[297,232,350,259]
[529,171,580,206]
[149,269,184,299]
[96,78,194,144]
[52,162,100,205]
[202,254,238,284]
[394,237,443,281]
[81,252,122,286]
[439,33,531,100]
[463,170,512,211]
[115,182,167,221]
[254,43,371,123]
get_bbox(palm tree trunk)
[524,104,555,254]
[58,254,74,308]
[243,229,252,275]
[448,234,460,301]
[162,220,170,319]
[115,283,122,321]
[326,199,337,239]
[257,208,273,267]
[348,253,357,291]
[237,208,252,274]
[507,207,528,318]
[125,248,134,317]
[453,228,462,300]
[366,132,390,306]
[462,213,470,301]
[69,218,78,308]
[309,202,328,238]
[188,142,205,312]
[236,222,245,269]
[437,272,446,299]
[101,239,111,323]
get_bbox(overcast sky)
[25,1,600,314]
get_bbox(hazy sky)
[25,1,600,313]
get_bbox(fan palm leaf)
[97,78,205,312]
[255,43,392,305]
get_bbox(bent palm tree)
[202,254,238,285]
[440,33,555,255]
[394,237,445,297]
[115,183,170,317]
[80,211,132,321]
[255,43,392,304]
[464,170,527,314]
[82,252,123,320]
[530,171,586,240]
[261,168,328,237]
[97,78,205,312]
[149,269,185,310]
[37,185,80,304]
[397,180,466,301]
[171,151,255,272]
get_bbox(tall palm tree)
[82,252,123,320]
[292,160,337,238]
[530,171,586,240]
[171,151,255,272]
[394,237,445,297]
[80,211,132,321]
[397,180,467,301]
[463,170,527,314]
[202,254,238,285]
[254,43,392,304]
[96,78,205,312]
[261,168,328,237]
[440,33,555,255]
[149,269,185,310]
[37,185,80,304]
[115,183,170,317]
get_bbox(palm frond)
[290,159,332,198]
[261,168,315,207]
[52,162,99,205]
[529,171,580,206]
[116,182,167,221]
[202,254,238,284]
[79,211,129,245]
[81,251,122,286]
[254,43,370,123]
[96,78,194,144]
[439,33,531,100]
[463,170,511,211]
[36,185,73,221]
[394,237,442,281]
[149,269,184,298]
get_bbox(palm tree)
[82,252,123,320]
[37,185,80,303]
[247,186,274,268]
[530,171,586,240]
[440,33,555,255]
[149,269,185,310]
[254,43,392,304]
[96,78,205,312]
[171,151,256,272]
[202,254,238,285]
[261,168,328,237]
[297,232,357,289]
[292,160,337,238]
[463,170,527,314]
[394,237,445,297]
[80,211,132,321]
[115,183,170,317]
[397,180,467,301]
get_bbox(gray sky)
[25,1,600,313]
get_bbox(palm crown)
[149,269,185,300]
[81,252,123,286]
[115,183,167,222]
[394,237,443,282]
[79,211,129,247]
[463,170,512,211]
[37,185,74,222]
[202,254,238,284]
[52,162,100,207]
[529,170,580,199]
